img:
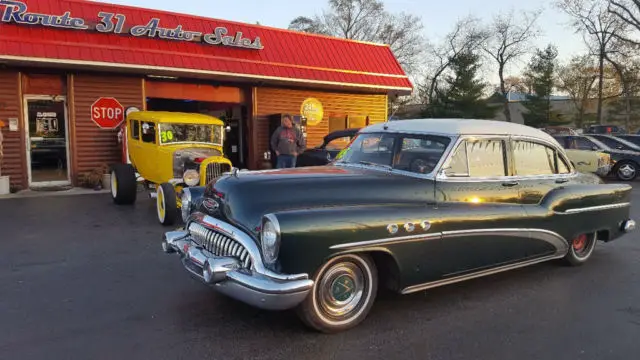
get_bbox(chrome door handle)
[555,178,569,184]
[501,181,519,187]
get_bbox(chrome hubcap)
[618,164,636,179]
[318,262,365,318]
[110,171,117,198]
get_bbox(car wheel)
[563,233,597,266]
[614,161,638,181]
[111,164,137,205]
[156,183,178,226]
[296,253,378,333]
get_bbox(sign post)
[91,97,125,129]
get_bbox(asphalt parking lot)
[1,187,639,360]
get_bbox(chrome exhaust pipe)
[623,219,636,233]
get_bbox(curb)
[0,188,110,200]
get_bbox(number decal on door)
[160,130,174,143]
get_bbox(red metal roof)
[0,0,413,94]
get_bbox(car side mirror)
[617,145,623,150]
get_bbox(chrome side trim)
[330,228,569,252]
[330,233,442,250]
[560,202,631,214]
[401,253,565,295]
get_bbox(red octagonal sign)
[91,97,125,129]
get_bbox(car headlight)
[261,214,281,265]
[181,189,192,223]
[183,169,199,186]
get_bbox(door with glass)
[25,97,70,186]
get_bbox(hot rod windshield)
[334,132,452,174]
[158,123,223,146]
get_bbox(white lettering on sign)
[93,107,123,120]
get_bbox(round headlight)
[181,189,192,223]
[183,169,199,187]
[261,215,280,265]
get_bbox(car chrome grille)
[205,163,231,184]
[188,222,252,269]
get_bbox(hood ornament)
[231,167,239,177]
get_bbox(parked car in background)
[614,134,640,148]
[554,134,640,181]
[162,119,635,333]
[550,137,611,177]
[589,134,640,152]
[585,124,626,134]
[296,128,358,167]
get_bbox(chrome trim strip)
[560,202,631,214]
[401,253,565,295]
[330,233,442,250]
[330,228,569,252]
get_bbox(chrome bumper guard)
[162,218,314,311]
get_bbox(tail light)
[194,157,206,163]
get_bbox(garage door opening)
[145,98,249,169]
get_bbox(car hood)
[201,165,435,237]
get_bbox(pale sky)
[99,0,587,85]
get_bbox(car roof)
[324,128,360,142]
[362,118,557,143]
[128,111,225,125]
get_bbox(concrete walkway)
[0,187,110,200]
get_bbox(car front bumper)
[161,221,314,311]
[596,164,612,177]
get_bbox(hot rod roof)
[128,111,225,125]
[364,119,557,143]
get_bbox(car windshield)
[158,123,223,146]
[334,132,451,174]
[583,136,612,150]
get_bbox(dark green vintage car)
[162,119,636,333]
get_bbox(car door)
[430,136,529,277]
[510,137,574,205]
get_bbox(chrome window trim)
[436,134,579,182]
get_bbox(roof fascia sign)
[0,0,264,50]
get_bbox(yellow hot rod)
[110,110,232,226]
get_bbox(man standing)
[270,115,305,168]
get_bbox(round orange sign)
[300,98,324,126]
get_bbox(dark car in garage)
[296,128,359,167]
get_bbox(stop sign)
[91,97,125,129]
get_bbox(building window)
[329,116,347,133]
[347,115,367,129]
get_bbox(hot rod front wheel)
[296,253,378,333]
[156,183,178,226]
[563,233,597,266]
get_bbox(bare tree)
[481,9,542,122]
[288,0,425,75]
[418,16,488,106]
[608,0,640,47]
[557,55,599,128]
[557,0,627,124]
[604,42,640,129]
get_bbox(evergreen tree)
[424,51,495,119]
[523,45,562,127]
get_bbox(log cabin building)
[0,0,412,190]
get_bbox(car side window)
[130,120,140,140]
[446,139,506,177]
[325,136,352,151]
[141,121,156,143]
[572,137,598,150]
[512,141,556,176]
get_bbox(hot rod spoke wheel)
[297,254,378,333]
[563,232,597,266]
